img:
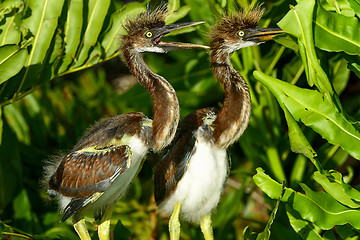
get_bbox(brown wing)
[154,107,218,204]
[73,112,151,151]
[49,145,131,198]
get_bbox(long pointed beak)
[243,28,285,42]
[152,21,209,50]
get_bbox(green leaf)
[256,185,283,240]
[113,219,131,240]
[101,2,146,59]
[277,0,333,95]
[345,0,360,18]
[44,226,79,239]
[314,3,360,55]
[13,189,32,222]
[73,0,111,68]
[335,224,359,239]
[243,226,257,240]
[334,171,360,202]
[282,105,322,172]
[0,0,24,45]
[286,205,324,240]
[166,6,192,25]
[344,55,360,78]
[332,59,350,95]
[253,168,360,230]
[290,155,307,185]
[167,0,180,13]
[313,171,360,208]
[0,45,27,85]
[0,0,23,21]
[3,103,29,144]
[57,0,84,73]
[254,71,360,160]
[0,124,21,211]
[0,107,2,145]
[0,0,151,107]
[18,0,65,93]
[273,35,299,54]
[22,0,65,66]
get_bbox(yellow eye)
[145,31,153,38]
[238,30,245,37]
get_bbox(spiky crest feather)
[210,5,265,47]
[123,5,169,37]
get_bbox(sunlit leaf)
[314,4,360,55]
[282,105,322,172]
[334,171,360,202]
[0,45,27,85]
[313,171,360,208]
[0,0,149,106]
[277,0,333,95]
[332,59,350,95]
[167,0,180,13]
[254,71,360,160]
[73,0,111,68]
[0,0,23,22]
[286,206,324,240]
[0,0,24,45]
[253,168,360,230]
[21,0,65,66]
[345,0,360,17]
[101,2,146,59]
[57,0,83,73]
[166,6,191,24]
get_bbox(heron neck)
[210,48,251,149]
[122,49,179,152]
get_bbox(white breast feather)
[159,135,228,223]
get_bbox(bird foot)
[169,202,182,240]
[200,214,214,240]
[73,218,91,240]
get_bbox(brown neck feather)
[210,47,251,149]
[122,47,179,152]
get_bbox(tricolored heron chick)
[154,6,284,240]
[43,7,208,240]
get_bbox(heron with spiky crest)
[43,7,208,240]
[154,6,284,240]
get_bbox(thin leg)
[169,202,181,240]
[73,215,91,240]
[200,214,214,240]
[98,206,114,240]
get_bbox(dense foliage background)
[0,0,359,239]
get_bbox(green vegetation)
[0,0,359,239]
